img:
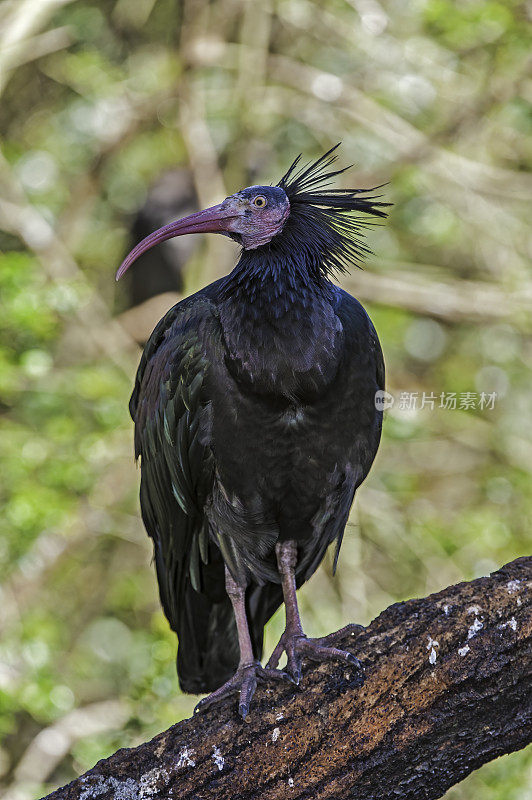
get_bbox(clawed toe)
[194,673,242,716]
[257,665,295,684]
[266,631,363,683]
[194,660,292,719]
[299,638,362,670]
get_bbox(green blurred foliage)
[0,0,530,797]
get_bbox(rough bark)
[43,557,531,800]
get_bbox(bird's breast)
[218,295,344,402]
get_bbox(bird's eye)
[253,196,267,208]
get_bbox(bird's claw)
[194,660,293,719]
[266,631,362,683]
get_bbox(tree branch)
[43,557,531,800]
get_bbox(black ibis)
[116,146,388,718]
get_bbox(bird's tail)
[176,577,284,694]
[176,582,239,693]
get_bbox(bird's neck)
[220,246,335,309]
[217,250,343,400]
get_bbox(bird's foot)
[194,660,292,720]
[266,629,362,685]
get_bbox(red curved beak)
[115,202,239,280]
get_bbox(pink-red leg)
[195,566,290,719]
[266,541,362,683]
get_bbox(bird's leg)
[195,566,290,719]
[266,541,362,683]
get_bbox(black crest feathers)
[277,144,390,277]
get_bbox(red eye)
[253,196,267,208]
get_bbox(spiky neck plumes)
[276,144,389,280]
[221,144,389,306]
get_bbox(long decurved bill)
[115,203,238,280]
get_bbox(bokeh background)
[0,0,530,797]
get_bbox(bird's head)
[116,145,388,281]
[116,184,290,280]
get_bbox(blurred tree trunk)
[121,169,197,311]
[43,557,531,800]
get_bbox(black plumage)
[119,146,388,715]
